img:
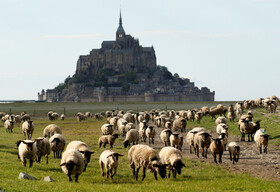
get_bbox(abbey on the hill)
[38,12,215,102]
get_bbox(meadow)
[0,102,280,192]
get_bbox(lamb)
[21,114,31,122]
[216,123,229,137]
[18,139,40,167]
[254,129,269,154]
[172,117,186,132]
[60,149,85,182]
[123,129,139,148]
[98,134,119,148]
[159,147,185,178]
[43,124,62,138]
[60,114,65,120]
[215,116,227,125]
[128,144,167,181]
[75,112,87,122]
[110,116,119,130]
[139,120,148,142]
[210,138,224,164]
[101,124,114,135]
[99,150,123,179]
[35,137,51,164]
[49,133,66,158]
[193,131,211,158]
[160,129,172,146]
[228,142,240,164]
[145,126,156,144]
[22,120,34,139]
[4,119,14,133]
[66,141,94,171]
[195,111,203,123]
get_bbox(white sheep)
[117,118,128,136]
[172,117,186,132]
[193,131,211,158]
[139,120,148,142]
[170,133,181,150]
[110,116,119,130]
[35,137,51,164]
[75,112,87,122]
[123,129,139,148]
[128,144,167,181]
[66,141,94,172]
[186,128,206,154]
[49,133,66,158]
[18,139,40,167]
[21,114,31,122]
[145,126,156,144]
[125,122,135,132]
[60,149,85,182]
[43,124,62,138]
[215,116,227,125]
[98,134,119,148]
[101,124,114,135]
[160,129,172,146]
[14,115,21,126]
[254,129,269,154]
[22,120,34,139]
[99,150,123,179]
[228,142,240,164]
[4,119,14,133]
[159,146,185,178]
[60,114,65,120]
[216,123,229,137]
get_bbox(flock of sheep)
[0,95,278,182]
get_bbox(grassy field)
[0,102,280,191]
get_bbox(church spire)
[119,10,122,25]
[116,10,125,39]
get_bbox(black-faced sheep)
[228,142,240,164]
[22,120,34,139]
[123,129,139,148]
[49,133,66,158]
[254,129,269,154]
[193,131,211,158]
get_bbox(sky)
[0,0,280,101]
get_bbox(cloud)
[38,33,110,39]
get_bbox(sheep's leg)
[112,167,117,178]
[68,174,72,182]
[201,148,204,158]
[110,144,113,148]
[189,146,192,154]
[259,146,262,154]
[247,134,250,142]
[141,167,146,181]
[106,169,110,179]
[219,153,222,164]
[229,151,232,161]
[264,145,267,154]
[29,159,33,168]
[213,154,218,164]
[205,148,208,159]
[152,138,154,144]
[46,155,48,164]
[154,171,158,180]
[75,174,79,182]
[22,158,26,167]
[168,170,171,178]
[100,162,104,176]
[196,147,199,158]
[173,170,177,178]
[135,167,140,181]
[224,144,226,151]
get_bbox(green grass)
[0,103,280,191]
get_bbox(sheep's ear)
[152,164,159,168]
[182,163,186,167]
[78,150,85,154]
[90,151,94,155]
[107,154,113,158]
[60,163,66,166]
[116,153,124,157]
[16,140,22,146]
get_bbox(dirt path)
[151,127,280,181]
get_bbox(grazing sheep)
[35,137,51,164]
[60,114,65,120]
[239,119,256,142]
[209,105,224,119]
[99,150,123,179]
[210,138,224,164]
[193,131,211,158]
[145,126,156,144]
[75,112,87,122]
[159,147,185,178]
[60,149,85,182]
[85,112,92,118]
[43,124,62,138]
[4,119,14,133]
[201,106,210,116]
[18,139,39,167]
[21,114,31,122]
[48,111,59,121]
[49,133,66,158]
[105,111,112,118]
[94,113,103,120]
[139,120,148,142]
[160,129,172,146]
[215,116,227,125]
[123,129,139,148]
[195,111,203,123]
[254,129,269,154]
[267,102,276,113]
[98,134,119,148]
[216,123,229,137]
[228,142,240,164]
[128,144,167,181]
[101,124,114,135]
[66,141,94,172]
[22,120,34,139]
[0,112,6,119]
[172,117,186,132]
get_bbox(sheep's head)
[152,163,168,179]
[123,140,129,148]
[112,133,119,138]
[22,141,35,151]
[107,153,124,161]
[213,138,222,147]
[28,120,33,127]
[173,159,185,175]
[51,137,62,147]
[200,132,211,141]
[79,150,94,172]
[16,140,22,147]
[60,160,79,176]
[234,146,240,152]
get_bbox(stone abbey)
[38,12,215,102]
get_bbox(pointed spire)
[119,10,122,26]
[116,9,125,38]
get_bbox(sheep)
[195,111,203,123]
[123,129,139,148]
[178,110,188,118]
[4,119,14,133]
[155,116,161,127]
[43,124,62,138]
[2,114,10,122]
[0,112,6,119]
[165,121,172,129]
[227,110,236,122]
[170,133,181,150]
[75,112,87,122]
[117,118,128,136]
[35,137,51,164]
[193,131,211,158]
[101,124,114,135]
[159,147,185,178]
[172,117,186,132]
[60,114,65,120]
[228,142,240,164]
[254,129,269,154]
[145,126,156,144]
[21,114,31,122]
[18,139,41,167]
[215,116,227,125]
[178,136,184,151]
[123,113,133,123]
[239,119,258,142]
[187,110,195,121]
[14,115,21,126]
[110,116,119,130]
[48,111,59,121]
[94,113,103,120]
[85,112,92,118]
[125,123,135,132]
[160,129,172,146]
[139,120,148,142]
[105,111,112,118]
[201,106,210,116]
[60,149,85,182]
[137,114,144,123]
[128,144,167,181]
[208,105,224,119]
[216,123,229,137]
[210,138,224,164]
[98,134,119,148]
[49,133,66,158]
[267,102,276,113]
[218,132,228,151]
[66,141,94,172]
[99,150,123,179]
[22,120,34,139]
